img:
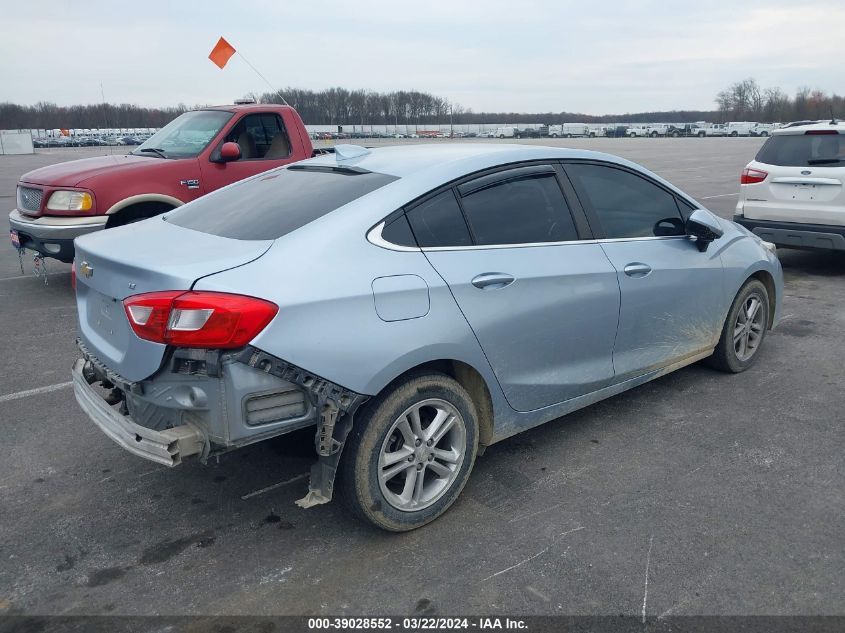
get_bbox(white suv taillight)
[741,168,768,185]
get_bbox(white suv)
[735,121,845,251]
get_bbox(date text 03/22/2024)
[306,617,528,630]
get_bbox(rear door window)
[755,133,845,167]
[458,170,579,245]
[166,167,398,240]
[565,163,686,239]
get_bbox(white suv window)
[756,133,845,167]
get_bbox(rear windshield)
[166,166,398,240]
[756,133,845,167]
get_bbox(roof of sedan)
[305,143,624,178]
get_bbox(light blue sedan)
[71,144,782,531]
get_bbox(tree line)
[0,101,189,130]
[1,80,841,130]
[715,78,842,123]
[256,88,717,125]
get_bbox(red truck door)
[200,110,305,193]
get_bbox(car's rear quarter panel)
[192,209,506,409]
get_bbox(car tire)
[761,131,769,137]
[707,279,770,373]
[698,132,706,137]
[551,133,558,138]
[337,372,479,531]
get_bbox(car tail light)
[805,130,838,135]
[741,168,768,185]
[123,291,278,348]
[71,262,76,290]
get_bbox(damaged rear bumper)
[72,358,205,466]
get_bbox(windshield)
[133,110,233,159]
[756,133,845,167]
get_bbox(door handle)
[471,273,515,289]
[623,263,652,278]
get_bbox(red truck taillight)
[741,168,768,185]
[123,291,278,348]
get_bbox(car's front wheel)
[707,279,770,373]
[338,372,479,531]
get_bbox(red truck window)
[223,113,291,160]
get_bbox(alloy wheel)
[733,293,765,361]
[378,398,467,512]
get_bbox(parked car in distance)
[549,123,589,138]
[750,123,776,137]
[9,103,315,263]
[667,123,702,137]
[627,125,649,137]
[735,120,845,251]
[516,127,546,139]
[495,126,517,138]
[71,143,783,531]
[726,122,756,137]
[605,125,629,138]
[693,124,728,137]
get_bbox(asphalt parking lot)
[0,138,843,617]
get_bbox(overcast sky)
[2,0,843,114]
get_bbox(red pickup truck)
[9,103,314,263]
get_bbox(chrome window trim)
[366,221,422,252]
[597,235,689,244]
[368,218,691,253]
[421,239,599,252]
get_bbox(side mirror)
[214,142,241,163]
[686,209,724,252]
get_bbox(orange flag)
[209,37,236,69]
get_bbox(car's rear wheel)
[338,372,478,531]
[707,279,770,373]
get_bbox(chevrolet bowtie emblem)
[79,261,94,278]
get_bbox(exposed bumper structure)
[72,358,205,466]
[9,209,107,262]
[735,216,845,252]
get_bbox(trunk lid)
[74,217,272,382]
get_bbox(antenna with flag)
[208,37,289,106]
